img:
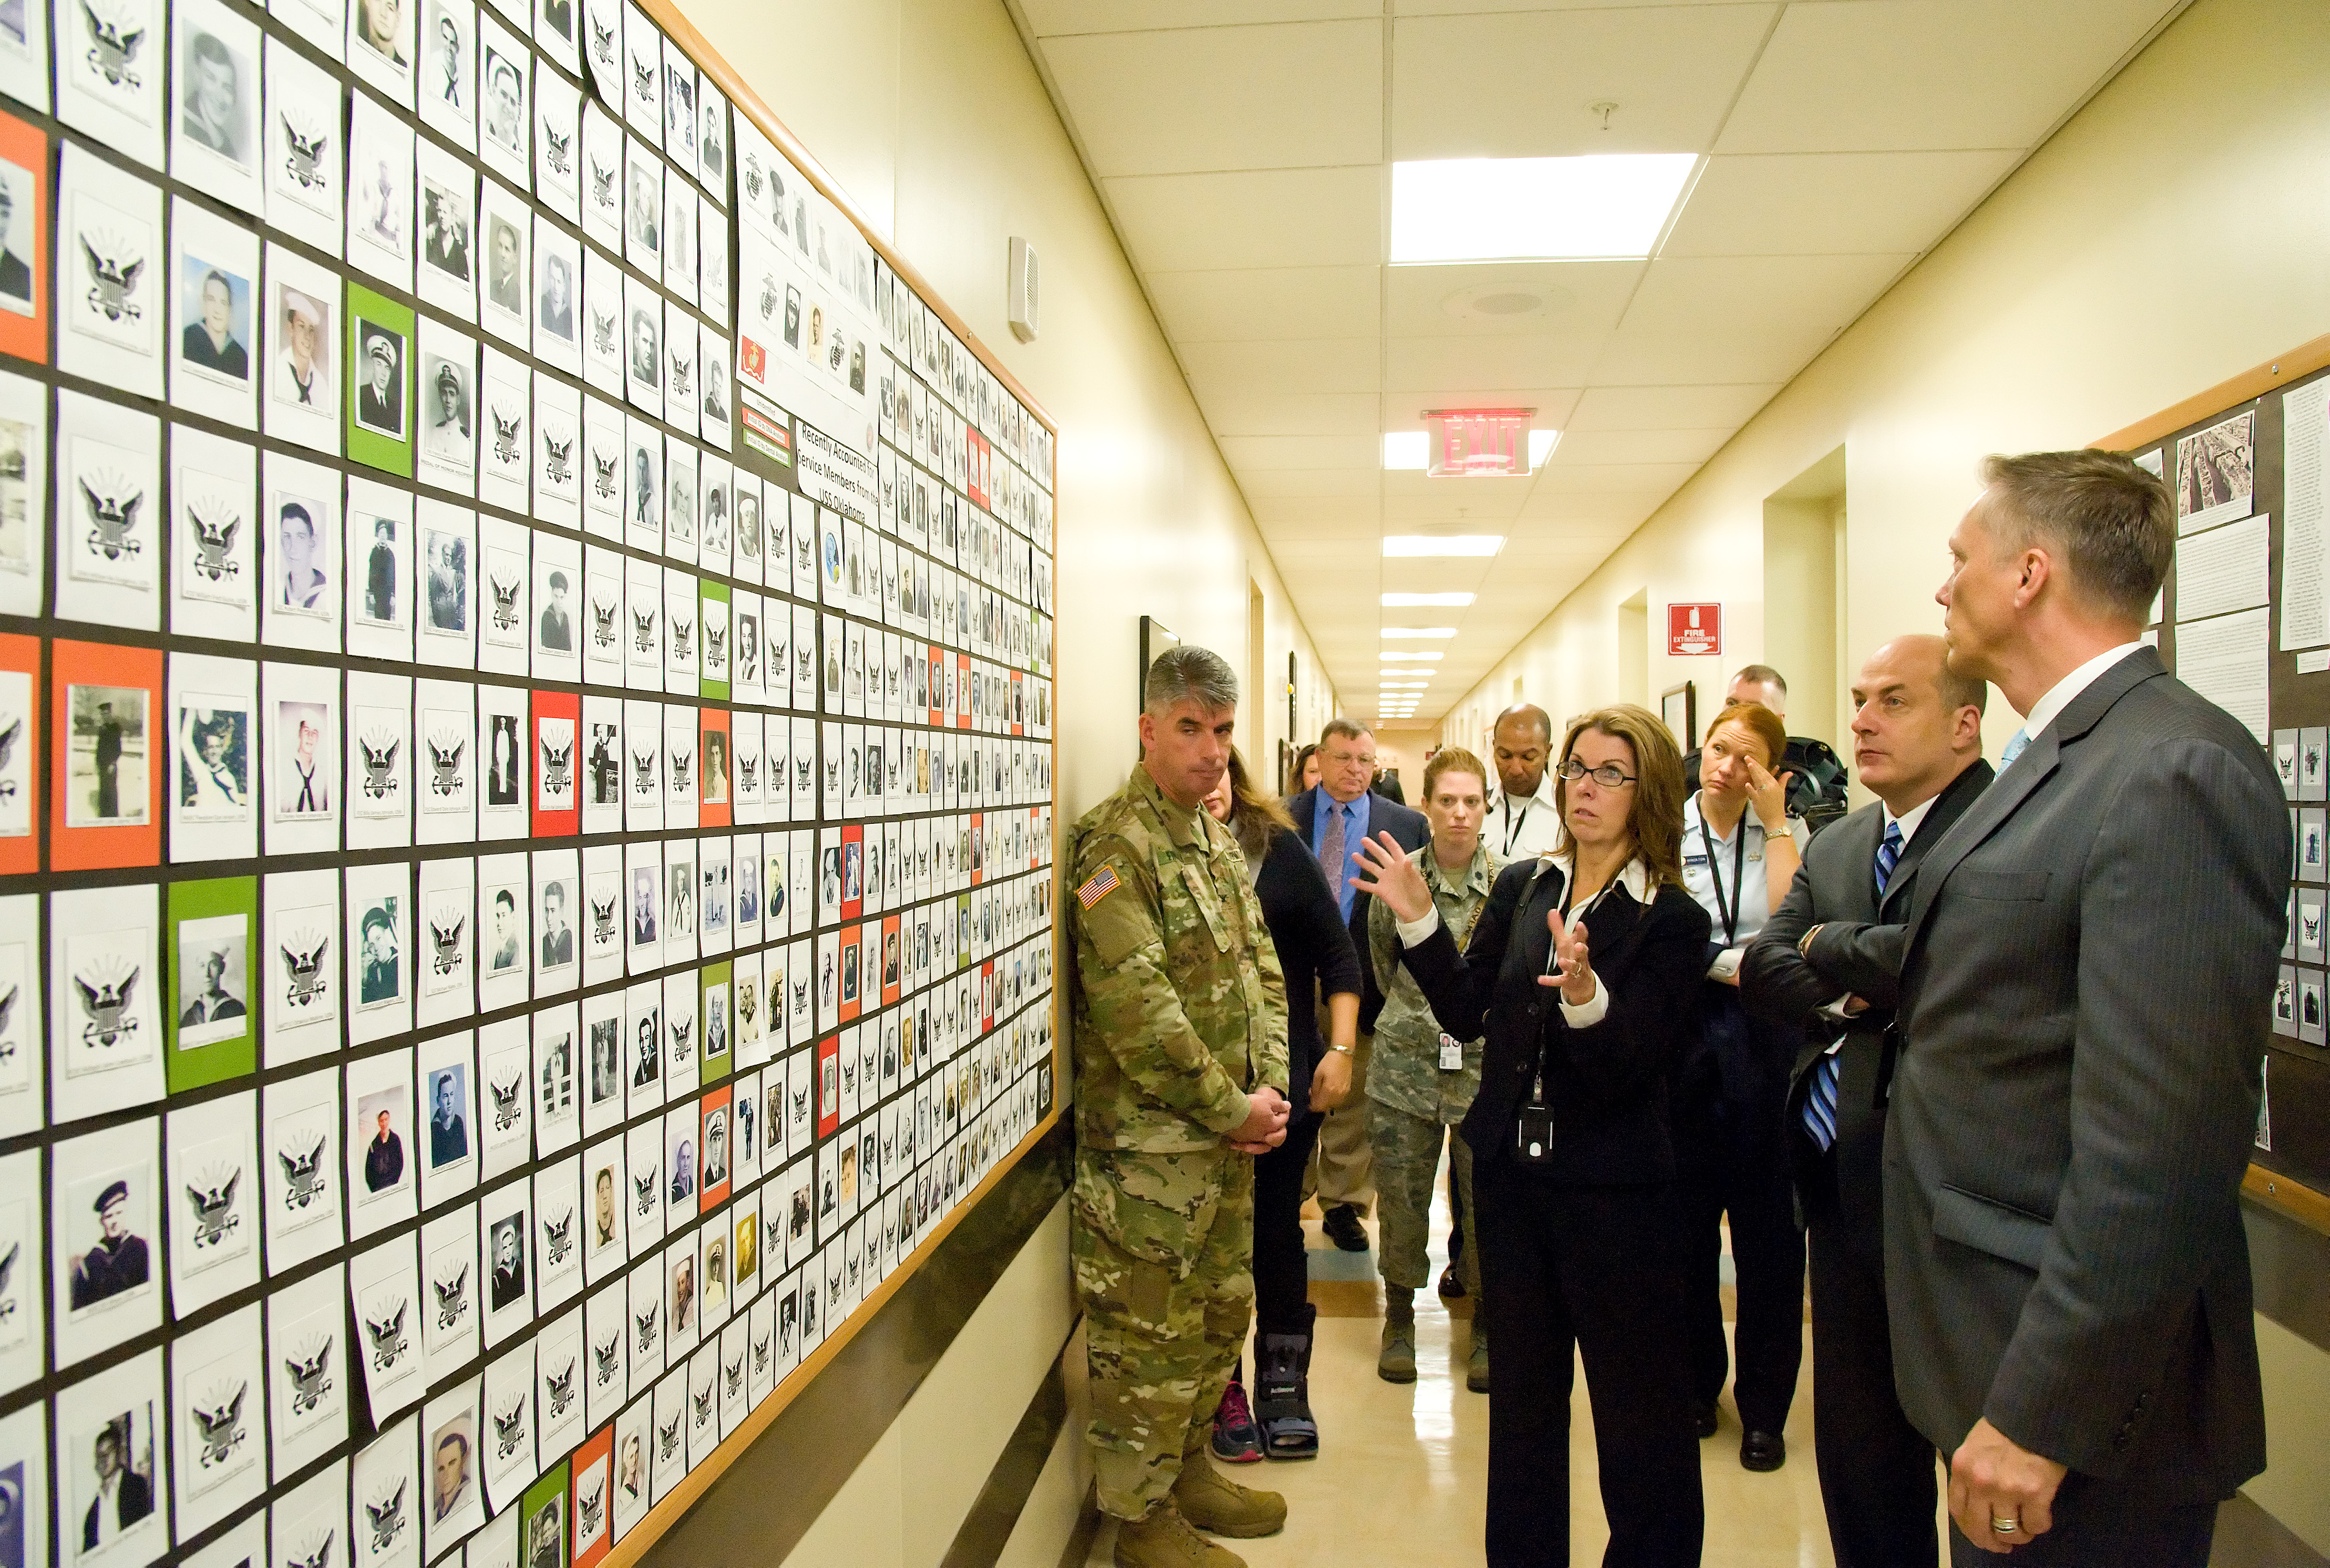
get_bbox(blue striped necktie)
[1804,820,1903,1152]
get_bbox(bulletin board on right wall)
[2102,331,2330,1204]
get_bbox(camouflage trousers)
[1072,1144,1254,1521]
[1367,1102,1480,1302]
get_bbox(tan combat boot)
[1172,1447,1288,1538]
[1113,1502,1245,1568]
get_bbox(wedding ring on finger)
[1990,1516,2021,1535]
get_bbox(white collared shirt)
[1886,792,1937,844]
[1683,792,1775,981]
[1395,850,1645,1028]
[2019,641,2147,742]
[1489,775,1565,858]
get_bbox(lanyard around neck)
[1698,810,1747,946]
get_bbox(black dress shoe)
[1740,1430,1787,1472]
[1321,1203,1369,1252]
[1691,1401,1719,1440]
[1437,1262,1465,1299]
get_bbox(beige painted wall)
[680,0,1336,824]
[1445,0,2330,772]
[1439,0,2330,1546]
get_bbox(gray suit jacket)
[1743,757,1993,1256]
[1885,646,2283,1498]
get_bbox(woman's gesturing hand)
[1348,831,1432,924]
[1536,908,1596,1007]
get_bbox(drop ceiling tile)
[1663,150,2023,257]
[1236,468,1385,498]
[1180,338,1382,396]
[1105,168,1383,272]
[1389,6,1777,160]
[1145,266,1382,343]
[1249,494,1385,528]
[1618,253,1914,337]
[1381,261,1644,339]
[1551,426,1737,465]
[1528,462,1700,496]
[1219,435,1381,470]
[1198,390,1382,437]
[1022,1,1377,35]
[1715,0,2178,155]
[1380,486,1530,523]
[1043,21,1383,177]
[1564,383,1782,431]
[1384,331,1621,393]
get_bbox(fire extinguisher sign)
[1667,603,1722,656]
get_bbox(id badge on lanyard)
[1439,1033,1463,1071]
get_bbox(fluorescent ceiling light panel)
[1380,627,1457,638]
[1382,593,1474,607]
[1383,535,1502,558]
[1382,432,1428,471]
[1390,155,1699,264]
[1529,430,1560,467]
[1380,651,1444,661]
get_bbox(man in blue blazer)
[1286,719,1429,1250]
[1891,451,2282,1564]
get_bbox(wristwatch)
[1798,923,1825,959]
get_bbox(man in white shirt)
[1486,704,1564,859]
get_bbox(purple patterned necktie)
[1319,801,1347,905]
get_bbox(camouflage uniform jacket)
[1069,763,1290,1153]
[1368,841,1504,1124]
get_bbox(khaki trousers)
[1307,1006,1375,1210]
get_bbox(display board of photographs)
[2117,358,2330,1188]
[0,0,1062,1563]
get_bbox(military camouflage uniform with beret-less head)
[1070,761,1289,1523]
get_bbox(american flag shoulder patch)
[1077,864,1122,909]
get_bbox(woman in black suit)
[1203,746,1360,1461]
[1354,704,1710,1568]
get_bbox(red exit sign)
[1668,603,1721,656]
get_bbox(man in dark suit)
[83,1421,153,1549]
[1742,633,1992,1567]
[1285,719,1428,1251]
[1894,450,2282,1563]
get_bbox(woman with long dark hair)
[1353,705,1710,1567]
[1201,746,1359,1461]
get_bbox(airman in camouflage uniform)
[1071,647,1293,1568]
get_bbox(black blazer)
[1398,858,1711,1183]
[1886,648,2281,1495]
[1285,785,1428,1031]
[1249,825,1362,1118]
[1742,757,1992,1252]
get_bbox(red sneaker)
[1209,1375,1263,1464]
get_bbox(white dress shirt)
[1489,773,1565,858]
[1395,852,1646,1028]
[2019,640,2148,742]
[1682,792,1778,981]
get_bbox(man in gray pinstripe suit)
[1896,449,2285,1564]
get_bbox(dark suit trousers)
[1680,1166,1803,1431]
[1945,1475,2213,1567]
[1251,1112,1323,1336]
[1476,1160,1703,1568]
[1805,1195,1937,1568]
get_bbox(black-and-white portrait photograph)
[630,866,658,948]
[426,1066,468,1169]
[588,1017,619,1111]
[421,354,472,473]
[358,896,402,1007]
[175,697,249,822]
[348,100,413,270]
[69,1398,158,1559]
[425,528,467,634]
[0,158,34,318]
[178,23,253,168]
[538,249,575,343]
[485,884,520,973]
[423,0,470,133]
[486,714,520,807]
[274,287,332,415]
[272,699,331,819]
[422,176,472,286]
[358,513,400,626]
[66,1169,152,1315]
[173,914,248,1049]
[276,496,332,615]
[353,0,411,74]
[540,879,575,968]
[627,306,658,391]
[624,149,659,259]
[481,45,526,162]
[484,213,524,318]
[356,323,407,439]
[66,684,147,828]
[487,1214,525,1311]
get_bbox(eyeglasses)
[1557,759,1637,788]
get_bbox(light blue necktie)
[1999,728,2030,768]
[1803,821,1902,1152]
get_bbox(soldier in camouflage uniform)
[1366,747,1503,1393]
[1071,646,1295,1568]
